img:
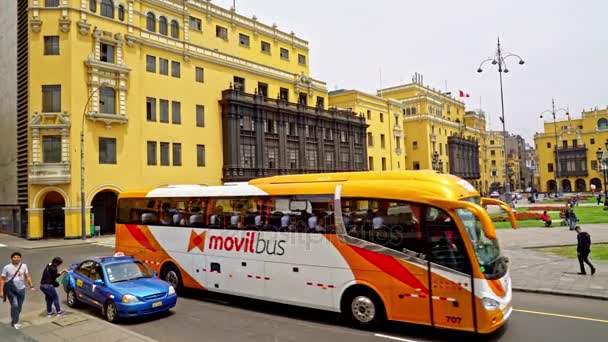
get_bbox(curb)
[513,287,608,301]
[14,240,115,250]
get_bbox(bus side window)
[425,207,470,274]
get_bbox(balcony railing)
[29,163,71,185]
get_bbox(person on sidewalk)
[575,226,596,275]
[541,211,552,227]
[40,257,67,317]
[0,252,36,329]
[597,193,604,205]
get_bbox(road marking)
[374,333,421,342]
[514,309,608,324]
[0,244,7,247]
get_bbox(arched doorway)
[546,180,557,193]
[575,179,586,192]
[562,179,572,193]
[590,178,602,191]
[43,191,65,239]
[91,190,118,235]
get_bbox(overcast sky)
[214,0,608,143]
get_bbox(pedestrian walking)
[597,193,603,205]
[575,226,596,275]
[40,257,67,317]
[0,252,36,329]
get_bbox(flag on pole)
[459,90,470,98]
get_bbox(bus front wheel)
[160,263,183,291]
[342,288,386,329]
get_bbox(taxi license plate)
[152,301,163,308]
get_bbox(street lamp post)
[81,82,108,240]
[596,142,608,208]
[539,99,568,197]
[477,37,525,204]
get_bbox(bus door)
[425,207,475,332]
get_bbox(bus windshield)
[457,198,507,279]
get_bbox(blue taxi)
[63,254,177,322]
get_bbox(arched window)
[90,0,97,12]
[146,12,156,32]
[159,16,168,35]
[170,20,179,39]
[118,4,125,21]
[100,87,116,114]
[598,118,608,130]
[100,0,114,19]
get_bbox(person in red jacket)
[541,211,552,227]
[575,226,596,275]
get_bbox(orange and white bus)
[115,171,516,334]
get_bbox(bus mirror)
[481,198,517,230]
[289,200,307,211]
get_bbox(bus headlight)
[482,297,500,310]
[168,286,175,296]
[122,294,139,303]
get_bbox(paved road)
[1,244,607,342]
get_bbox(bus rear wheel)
[161,263,182,291]
[342,288,386,329]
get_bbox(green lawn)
[542,197,598,204]
[492,205,608,229]
[533,244,608,260]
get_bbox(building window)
[395,136,401,149]
[299,92,307,106]
[197,145,206,167]
[172,101,181,124]
[340,152,349,170]
[239,33,250,47]
[90,0,97,12]
[572,139,578,148]
[491,160,496,166]
[42,85,61,112]
[316,96,324,108]
[490,140,495,145]
[146,55,156,72]
[42,136,61,163]
[99,87,116,114]
[99,137,116,164]
[146,97,156,121]
[234,76,245,91]
[216,25,228,40]
[265,120,278,134]
[367,132,373,147]
[159,16,168,35]
[380,113,384,122]
[147,141,157,165]
[170,20,179,38]
[298,54,306,65]
[265,147,278,169]
[146,12,155,32]
[159,58,168,75]
[45,0,59,7]
[548,163,554,172]
[366,110,371,120]
[413,162,420,170]
[325,151,334,169]
[288,148,299,168]
[261,41,271,54]
[324,128,334,140]
[287,122,297,136]
[279,87,289,101]
[100,43,115,63]
[258,82,268,97]
[368,156,374,170]
[172,143,182,166]
[171,61,180,78]
[160,142,170,166]
[591,160,598,171]
[382,157,387,171]
[280,48,289,60]
[412,141,418,150]
[189,16,201,31]
[44,36,59,55]
[196,105,205,127]
[340,131,347,143]
[100,0,114,19]
[562,140,568,148]
[240,145,256,168]
[380,134,386,148]
[195,67,204,83]
[491,150,496,157]
[159,99,169,123]
[547,142,551,148]
[591,138,595,145]
[118,5,125,21]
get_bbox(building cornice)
[378,83,465,106]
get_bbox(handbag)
[2,263,22,302]
[43,265,60,288]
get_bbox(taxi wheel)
[104,301,119,323]
[66,288,80,308]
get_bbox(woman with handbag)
[40,257,67,317]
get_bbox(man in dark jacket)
[575,226,596,275]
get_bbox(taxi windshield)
[105,261,153,283]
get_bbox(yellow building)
[534,108,608,193]
[485,132,506,192]
[0,0,365,239]
[329,78,491,193]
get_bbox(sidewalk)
[498,224,608,300]
[0,233,115,250]
[0,310,156,342]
